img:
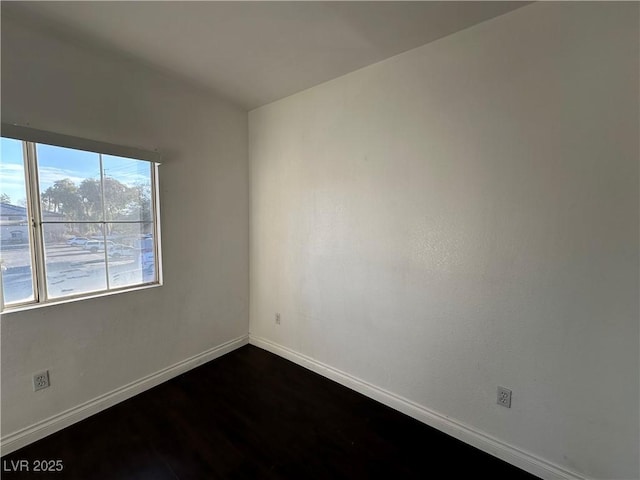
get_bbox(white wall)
[249,3,639,479]
[1,14,249,441]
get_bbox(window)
[0,127,161,311]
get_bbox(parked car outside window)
[68,237,89,246]
[83,240,114,253]
[108,244,136,258]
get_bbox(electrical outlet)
[33,371,50,391]
[275,313,281,325]
[497,386,511,408]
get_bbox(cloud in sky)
[0,163,27,203]
[1,146,151,206]
[37,166,90,189]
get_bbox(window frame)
[1,125,162,312]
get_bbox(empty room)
[0,2,638,479]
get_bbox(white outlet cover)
[497,386,512,408]
[33,370,50,391]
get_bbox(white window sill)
[1,282,162,315]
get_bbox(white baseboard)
[1,334,249,456]
[249,335,588,480]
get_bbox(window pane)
[102,156,152,222]
[107,223,156,288]
[43,223,107,298]
[36,144,102,223]
[0,138,35,305]
[2,136,159,309]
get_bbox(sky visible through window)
[0,138,149,206]
[0,138,27,204]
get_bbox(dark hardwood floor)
[2,345,540,479]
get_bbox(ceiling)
[2,2,529,110]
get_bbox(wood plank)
[1,345,539,479]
